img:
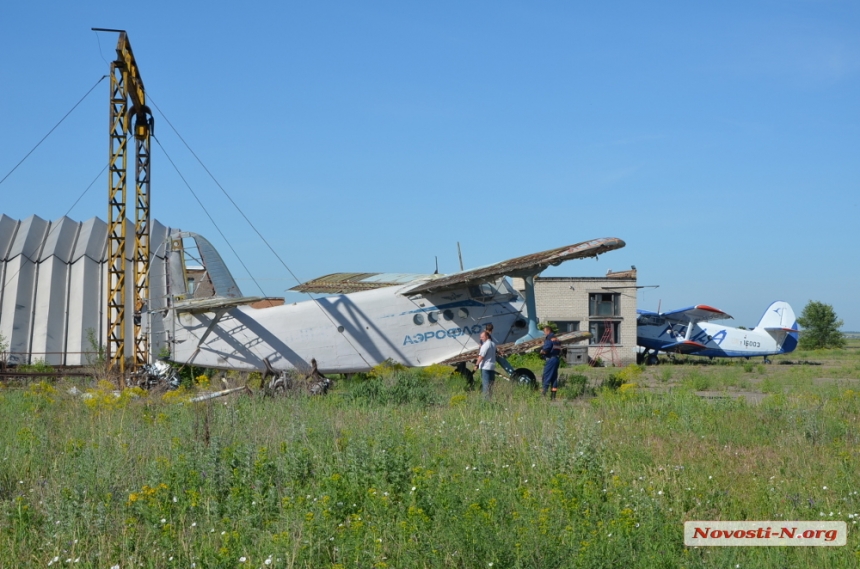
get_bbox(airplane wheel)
[646,354,659,366]
[512,368,537,388]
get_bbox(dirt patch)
[694,390,766,404]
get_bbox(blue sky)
[1,1,858,329]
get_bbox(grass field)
[2,341,860,568]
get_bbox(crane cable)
[152,135,267,298]
[149,98,373,369]
[0,75,107,187]
[1,165,106,290]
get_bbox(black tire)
[646,354,659,366]
[511,368,537,388]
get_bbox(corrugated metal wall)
[0,215,173,366]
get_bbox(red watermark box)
[684,521,847,546]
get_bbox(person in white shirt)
[475,330,497,399]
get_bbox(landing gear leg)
[763,356,771,364]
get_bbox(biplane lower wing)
[440,331,592,366]
[656,340,707,354]
[174,296,264,315]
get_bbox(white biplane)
[161,234,625,384]
[636,301,799,365]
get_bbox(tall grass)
[1,351,860,567]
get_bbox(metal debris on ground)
[265,358,332,396]
[189,386,251,402]
[130,360,180,390]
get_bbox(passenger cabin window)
[589,293,620,317]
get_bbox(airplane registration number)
[743,340,760,348]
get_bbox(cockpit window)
[468,279,517,302]
[637,315,666,327]
[468,283,496,301]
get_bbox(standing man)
[540,325,562,399]
[475,330,497,399]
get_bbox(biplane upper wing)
[656,305,733,323]
[405,237,626,295]
[291,273,439,294]
[439,331,592,365]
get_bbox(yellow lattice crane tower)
[94,29,153,378]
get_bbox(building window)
[589,293,619,317]
[551,320,580,333]
[589,321,619,344]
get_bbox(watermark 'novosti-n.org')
[684,521,846,546]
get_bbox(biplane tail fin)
[756,301,798,331]
[757,301,799,354]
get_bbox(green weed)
[1,346,859,567]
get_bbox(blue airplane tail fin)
[756,301,799,354]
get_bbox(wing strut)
[183,308,229,366]
[519,275,541,343]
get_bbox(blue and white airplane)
[636,301,799,365]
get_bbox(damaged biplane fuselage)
[161,233,625,376]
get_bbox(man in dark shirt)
[540,325,562,399]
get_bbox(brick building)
[512,268,638,366]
